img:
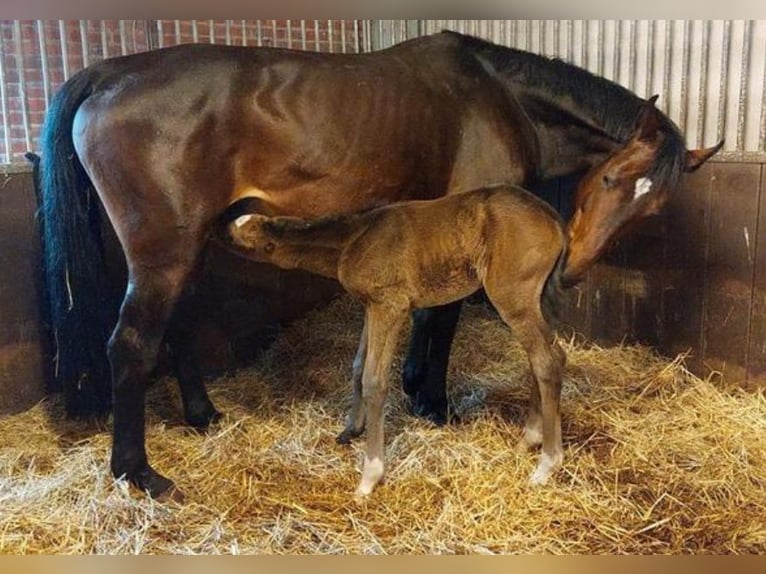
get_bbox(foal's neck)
[261,214,364,279]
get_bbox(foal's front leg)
[356,305,407,498]
[336,319,368,444]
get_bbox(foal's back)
[337,185,565,309]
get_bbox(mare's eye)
[264,242,276,254]
[602,175,616,188]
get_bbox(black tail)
[39,68,116,418]
[541,243,568,327]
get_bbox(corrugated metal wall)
[376,20,766,161]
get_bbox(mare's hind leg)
[109,261,198,498]
[337,320,368,444]
[402,300,462,425]
[166,282,222,429]
[487,289,565,485]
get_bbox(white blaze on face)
[633,177,653,200]
[234,214,254,228]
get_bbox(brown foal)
[227,184,567,497]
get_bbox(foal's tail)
[541,242,568,326]
[39,67,116,419]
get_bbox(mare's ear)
[634,95,661,142]
[684,139,724,172]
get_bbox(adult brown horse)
[40,31,720,497]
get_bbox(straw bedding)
[1,295,764,554]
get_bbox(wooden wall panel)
[622,215,666,348]
[700,163,761,382]
[660,164,714,372]
[0,171,50,413]
[745,165,766,387]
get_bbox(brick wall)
[0,20,367,164]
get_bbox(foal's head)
[228,213,277,260]
[563,96,721,285]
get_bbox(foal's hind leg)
[337,320,368,444]
[356,305,407,498]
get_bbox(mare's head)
[563,96,722,285]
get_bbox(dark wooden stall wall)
[0,168,49,413]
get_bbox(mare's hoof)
[186,407,223,430]
[402,369,426,398]
[335,427,364,445]
[157,484,186,504]
[410,398,449,426]
[127,465,178,499]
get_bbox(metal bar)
[38,20,51,108]
[717,20,732,144]
[354,19,360,53]
[241,20,247,47]
[314,20,320,52]
[527,20,533,52]
[663,20,671,117]
[629,20,637,91]
[736,20,752,152]
[697,20,710,147]
[0,32,12,162]
[679,20,691,136]
[598,20,605,76]
[553,20,560,57]
[209,20,215,44]
[256,20,263,47]
[175,20,181,45]
[13,21,31,151]
[761,23,766,151]
[271,20,277,47]
[60,20,70,80]
[119,20,128,55]
[645,20,655,98]
[101,20,109,58]
[341,20,347,53]
[79,20,89,68]
[613,21,621,81]
[329,20,335,53]
[301,20,307,51]
[225,20,232,46]
[286,20,292,49]
[192,20,199,43]
[157,19,164,48]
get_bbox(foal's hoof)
[529,452,563,486]
[335,427,364,445]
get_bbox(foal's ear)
[634,95,661,142]
[684,139,724,172]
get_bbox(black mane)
[445,31,687,190]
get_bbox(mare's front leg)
[402,300,462,425]
[336,319,368,444]
[356,305,407,498]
